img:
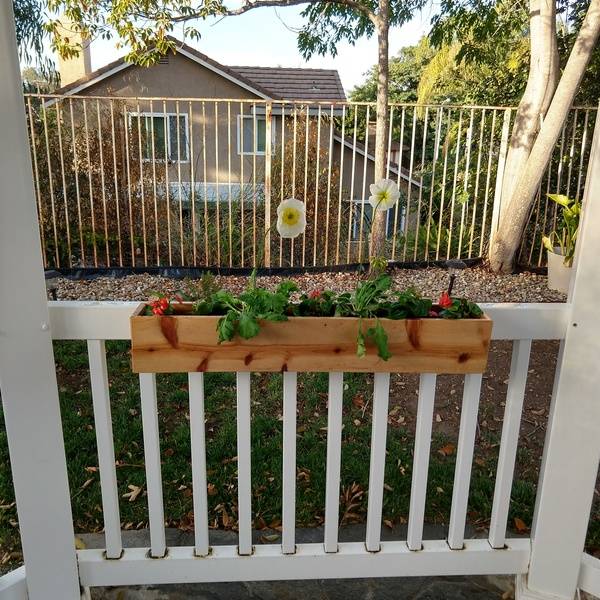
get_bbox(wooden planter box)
[130,304,492,374]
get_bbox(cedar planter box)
[130,303,492,374]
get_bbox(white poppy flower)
[276,198,306,239]
[368,178,400,212]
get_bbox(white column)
[518,104,600,600]
[0,3,80,599]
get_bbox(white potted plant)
[542,194,580,294]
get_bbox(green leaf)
[366,320,392,361]
[547,194,571,207]
[356,324,366,358]
[217,313,236,343]
[238,311,260,339]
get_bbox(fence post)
[489,108,511,249]
[0,4,80,599]
[264,101,273,268]
[517,103,600,599]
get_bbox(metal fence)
[24,94,597,270]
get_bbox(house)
[51,36,418,241]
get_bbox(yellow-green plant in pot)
[542,194,580,293]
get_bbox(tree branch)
[173,0,378,26]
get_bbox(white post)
[517,104,600,599]
[0,4,80,599]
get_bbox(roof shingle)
[230,66,346,101]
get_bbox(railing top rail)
[22,93,600,111]
[47,301,571,342]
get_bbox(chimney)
[56,16,91,86]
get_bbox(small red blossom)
[438,291,453,309]
[149,297,170,316]
[308,288,323,300]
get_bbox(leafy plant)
[143,272,484,361]
[207,274,299,343]
[542,194,580,267]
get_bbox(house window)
[129,113,188,162]
[237,114,267,155]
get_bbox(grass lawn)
[0,339,598,565]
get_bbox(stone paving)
[81,526,514,599]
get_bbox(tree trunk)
[368,0,390,260]
[489,0,600,273]
[498,0,559,210]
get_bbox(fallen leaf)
[514,517,529,533]
[383,519,394,529]
[435,414,442,423]
[80,478,94,490]
[352,395,365,408]
[438,443,455,457]
[207,483,217,496]
[74,537,86,550]
[123,484,143,503]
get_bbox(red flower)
[438,291,453,309]
[308,289,322,300]
[149,297,170,316]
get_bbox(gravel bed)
[54,266,566,303]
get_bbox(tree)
[430,0,600,272]
[13,0,56,83]
[350,37,435,103]
[47,0,426,262]
[489,0,600,271]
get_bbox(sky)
[81,6,434,93]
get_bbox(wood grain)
[131,304,492,374]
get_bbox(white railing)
[25,94,597,270]
[36,301,568,589]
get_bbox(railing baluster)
[236,372,253,555]
[188,373,209,556]
[489,339,532,548]
[87,340,122,559]
[447,373,483,550]
[357,106,370,263]
[391,106,406,261]
[365,372,391,552]
[282,371,297,554]
[139,373,166,557]
[27,97,48,268]
[312,105,322,267]
[335,103,346,265]
[135,103,148,267]
[346,106,359,263]
[407,373,437,551]
[413,106,429,261]
[55,101,73,267]
[324,372,344,553]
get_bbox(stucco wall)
[68,52,412,238]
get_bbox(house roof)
[230,66,346,102]
[52,37,346,101]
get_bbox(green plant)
[542,194,580,267]
[145,273,485,362]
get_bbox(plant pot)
[130,304,492,374]
[547,248,572,294]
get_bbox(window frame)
[237,113,269,156]
[128,111,189,163]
